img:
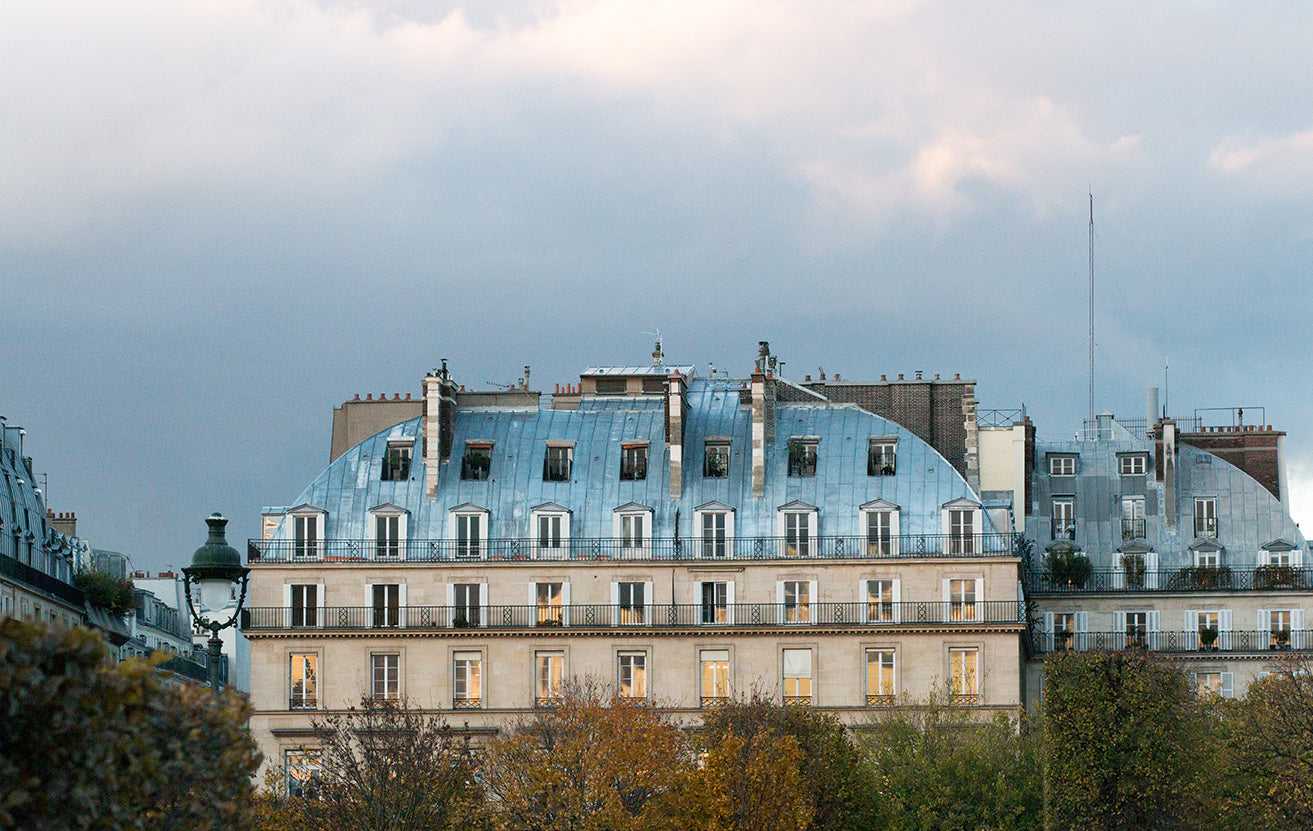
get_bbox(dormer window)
[1119,454,1148,476]
[704,441,730,478]
[868,438,897,476]
[1194,497,1218,538]
[787,438,818,477]
[1049,455,1076,476]
[543,444,573,482]
[620,444,648,481]
[641,376,666,394]
[595,378,626,395]
[381,443,412,481]
[461,443,492,481]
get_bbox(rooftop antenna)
[1163,358,1169,419]
[644,329,663,366]
[1088,190,1095,438]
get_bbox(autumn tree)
[479,680,689,831]
[1043,650,1206,831]
[0,619,260,831]
[679,719,812,831]
[862,690,1041,831]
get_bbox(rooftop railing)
[243,600,1026,631]
[1028,565,1313,594]
[247,533,1016,564]
[0,554,84,607]
[1033,629,1310,655]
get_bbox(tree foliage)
[73,569,137,617]
[1042,650,1205,831]
[0,619,260,830]
[863,692,1041,831]
[680,719,812,831]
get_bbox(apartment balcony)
[247,533,1016,565]
[1028,565,1312,594]
[243,600,1026,632]
[1033,629,1311,655]
[0,553,84,607]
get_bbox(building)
[133,570,250,691]
[243,344,1025,775]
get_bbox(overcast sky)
[3,1,1311,572]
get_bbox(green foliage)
[73,569,137,617]
[0,618,260,830]
[862,692,1042,831]
[1045,549,1092,588]
[1043,650,1205,830]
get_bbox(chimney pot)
[880,375,887,381]
[834,373,840,381]
[916,370,923,380]
[898,374,904,381]
[934,374,940,380]
[954,373,961,380]
[366,393,372,400]
[804,375,811,382]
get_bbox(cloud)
[1208,129,1313,193]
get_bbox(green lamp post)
[182,513,250,692]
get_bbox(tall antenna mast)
[1088,191,1095,436]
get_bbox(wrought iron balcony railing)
[0,554,84,607]
[452,697,482,710]
[247,533,1016,564]
[243,600,1025,631]
[1028,565,1313,593]
[1034,629,1311,654]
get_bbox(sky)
[2,1,1311,572]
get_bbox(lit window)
[618,651,647,699]
[620,445,648,481]
[787,439,818,477]
[950,648,978,704]
[1195,671,1233,698]
[285,750,321,798]
[1119,455,1147,476]
[453,651,482,708]
[1049,455,1075,476]
[617,582,646,625]
[381,444,412,481]
[704,441,730,478]
[1052,612,1076,651]
[866,649,895,704]
[948,578,977,621]
[371,654,399,701]
[536,582,564,625]
[782,649,812,704]
[866,579,896,623]
[461,443,492,481]
[543,446,573,482]
[868,439,897,476]
[536,651,564,706]
[290,653,318,709]
[783,511,814,557]
[866,511,893,556]
[782,581,811,624]
[700,649,729,706]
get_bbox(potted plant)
[1255,564,1301,590]
[1199,625,1220,651]
[1047,549,1092,589]
[1122,553,1146,588]
[1272,629,1292,650]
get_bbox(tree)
[479,680,689,831]
[699,694,868,830]
[862,691,1041,831]
[680,721,812,831]
[0,618,260,830]
[1043,650,1205,831]
[73,569,136,617]
[290,695,481,831]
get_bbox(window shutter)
[891,578,902,623]
[1185,610,1198,636]
[1219,609,1233,649]
[445,584,456,626]
[561,582,571,627]
[1257,548,1271,567]
[776,581,786,610]
[644,581,654,626]
[1043,612,1055,651]
[1145,551,1160,589]
[1076,612,1088,649]
[1294,609,1306,649]
[1114,611,1127,650]
[1220,672,1234,698]
[858,580,869,624]
[282,584,292,628]
[609,582,619,626]
[941,578,952,604]
[725,581,735,625]
[974,578,985,613]
[1293,547,1305,568]
[1112,552,1126,590]
[1148,610,1161,649]
[398,584,408,628]
[809,580,819,624]
[478,582,489,627]
[368,584,377,627]
[315,583,324,628]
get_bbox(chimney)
[750,373,776,497]
[1146,387,1160,438]
[423,359,459,499]
[1161,419,1177,529]
[666,373,688,498]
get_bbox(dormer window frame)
[941,497,983,556]
[867,437,898,476]
[531,502,571,561]
[613,503,654,556]
[368,503,409,561]
[787,437,819,478]
[460,441,494,481]
[380,440,415,482]
[543,442,574,482]
[777,500,818,557]
[449,504,490,560]
[1048,454,1077,477]
[286,505,327,560]
[860,499,900,557]
[695,501,735,559]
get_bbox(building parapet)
[1033,629,1310,655]
[1028,565,1312,594]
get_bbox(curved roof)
[282,378,988,540]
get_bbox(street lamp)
[183,513,250,693]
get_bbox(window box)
[1170,565,1232,591]
[1122,553,1146,588]
[1199,626,1220,650]
[1255,564,1304,590]
[1046,549,1092,588]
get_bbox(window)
[866,649,895,704]
[1268,548,1292,568]
[866,511,894,557]
[290,653,318,709]
[451,583,481,627]
[454,512,484,559]
[372,584,401,628]
[616,581,646,625]
[949,510,975,554]
[618,512,647,552]
[1052,612,1076,651]
[375,514,401,559]
[453,651,482,708]
[947,578,979,621]
[701,581,730,624]
[381,444,412,481]
[290,584,318,628]
[1194,547,1221,569]
[1122,611,1150,649]
[781,580,812,624]
[866,579,897,623]
[595,378,627,395]
[641,376,666,395]
[787,439,818,477]
[537,582,564,625]
[700,511,728,558]
[782,511,814,557]
[285,750,321,798]
[533,507,568,560]
[618,652,647,699]
[1121,497,1146,540]
[371,654,399,701]
[700,650,729,706]
[536,651,564,706]
[704,441,730,478]
[1262,609,1303,650]
[1191,610,1224,650]
[867,438,897,476]
[950,648,978,704]
[782,649,812,704]
[1194,497,1218,538]
[293,514,319,559]
[1051,499,1075,540]
[1049,455,1075,476]
[543,445,572,482]
[1120,454,1147,476]
[460,443,492,481]
[620,445,648,481]
[1195,671,1233,698]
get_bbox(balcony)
[0,554,84,607]
[1033,629,1312,655]
[1028,566,1313,594]
[247,533,1016,564]
[1050,521,1076,541]
[244,600,1026,632]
